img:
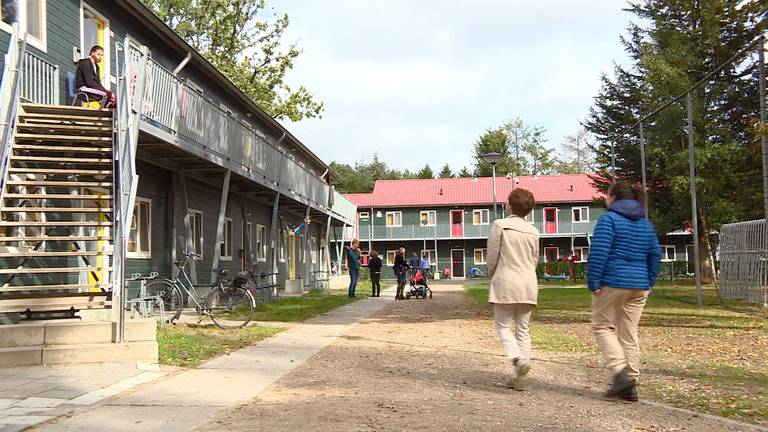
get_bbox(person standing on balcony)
[345,239,361,298]
[394,247,408,300]
[368,250,382,297]
[587,182,660,403]
[487,188,539,391]
[75,45,116,108]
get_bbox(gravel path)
[203,283,762,432]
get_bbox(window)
[473,209,489,225]
[386,250,397,266]
[419,210,436,226]
[358,212,369,219]
[127,198,151,258]
[220,218,233,261]
[189,209,204,258]
[572,207,589,223]
[474,248,487,265]
[573,247,589,263]
[524,210,534,224]
[256,224,267,262]
[244,221,253,262]
[1,0,47,51]
[278,228,286,262]
[310,237,317,263]
[661,245,676,262]
[386,211,402,227]
[420,249,436,265]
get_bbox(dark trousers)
[348,267,359,298]
[370,272,381,296]
[396,272,406,299]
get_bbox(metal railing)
[719,219,768,306]
[347,220,597,241]
[330,189,356,224]
[20,49,58,105]
[0,25,26,205]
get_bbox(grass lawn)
[466,284,768,426]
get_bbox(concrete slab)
[0,407,54,416]
[13,398,66,408]
[0,347,42,367]
[0,325,44,349]
[37,405,220,432]
[1,415,56,426]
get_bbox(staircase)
[0,103,115,320]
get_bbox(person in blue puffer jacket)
[587,181,661,403]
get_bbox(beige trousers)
[493,303,535,364]
[591,287,649,378]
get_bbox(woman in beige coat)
[487,188,539,390]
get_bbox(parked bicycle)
[143,251,255,329]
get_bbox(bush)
[536,262,586,279]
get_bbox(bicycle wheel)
[207,285,255,329]
[144,279,183,323]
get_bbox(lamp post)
[482,152,503,220]
[421,219,427,254]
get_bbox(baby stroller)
[406,269,433,299]
[467,267,484,279]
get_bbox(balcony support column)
[303,206,311,288]
[179,172,197,285]
[268,192,281,287]
[210,170,231,284]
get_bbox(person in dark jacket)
[368,250,383,297]
[345,239,361,298]
[587,182,661,402]
[75,45,116,108]
[393,247,408,300]
[408,252,420,273]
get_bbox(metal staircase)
[0,103,115,318]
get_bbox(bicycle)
[144,251,255,329]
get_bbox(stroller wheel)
[428,290,433,299]
[405,292,412,299]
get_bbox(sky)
[278,1,635,173]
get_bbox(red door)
[451,249,465,277]
[450,210,463,237]
[544,207,557,234]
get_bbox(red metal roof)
[345,174,601,208]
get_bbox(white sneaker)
[512,358,531,391]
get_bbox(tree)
[142,0,323,121]
[457,166,473,178]
[417,164,434,179]
[523,128,558,175]
[556,128,596,174]
[472,128,515,176]
[473,118,558,176]
[437,164,454,178]
[584,0,765,281]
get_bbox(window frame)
[474,248,487,265]
[472,209,489,225]
[189,209,204,259]
[386,250,397,266]
[573,247,589,263]
[127,197,152,259]
[420,249,436,265]
[661,245,676,262]
[358,212,370,219]
[572,206,590,223]
[278,228,286,262]
[0,0,47,52]
[310,236,317,263]
[220,217,233,261]
[419,210,436,226]
[385,211,402,227]
[256,224,267,262]
[524,209,535,223]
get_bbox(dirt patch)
[204,285,757,432]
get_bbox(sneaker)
[512,358,531,391]
[618,384,638,402]
[604,370,635,398]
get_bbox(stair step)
[0,221,113,227]
[4,194,113,200]
[1,207,112,213]
[0,251,112,258]
[16,123,112,136]
[13,145,112,153]
[6,180,112,187]
[15,134,112,144]
[0,295,111,314]
[0,267,112,275]
[10,156,112,164]
[8,168,113,175]
[19,113,113,125]
[0,235,111,242]
[0,283,112,292]
[20,103,113,117]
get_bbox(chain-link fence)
[719,219,768,306]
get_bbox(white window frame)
[278,228,286,262]
[310,236,317,263]
[544,246,559,262]
[524,209,535,224]
[256,224,267,262]
[127,197,152,259]
[661,245,676,262]
[572,206,590,223]
[419,210,436,226]
[573,247,589,263]
[386,250,397,266]
[386,211,402,227]
[472,209,489,225]
[358,212,369,219]
[189,209,204,259]
[220,217,233,261]
[0,0,47,52]
[474,248,487,265]
[420,249,436,265]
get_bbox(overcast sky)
[279,1,634,173]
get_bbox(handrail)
[0,25,27,206]
[20,49,58,105]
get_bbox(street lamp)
[482,151,503,220]
[421,218,428,254]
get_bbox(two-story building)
[336,174,601,279]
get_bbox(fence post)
[638,122,649,220]
[686,92,703,306]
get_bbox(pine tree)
[457,167,473,178]
[417,164,434,179]
[437,164,454,178]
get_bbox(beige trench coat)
[487,216,540,305]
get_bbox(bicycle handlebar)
[182,251,203,261]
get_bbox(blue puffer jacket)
[586,199,661,291]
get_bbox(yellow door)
[82,5,109,82]
[289,234,296,279]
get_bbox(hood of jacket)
[609,199,644,220]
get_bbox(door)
[544,247,559,263]
[81,4,109,86]
[289,234,296,279]
[450,210,463,237]
[451,249,465,278]
[544,207,558,234]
